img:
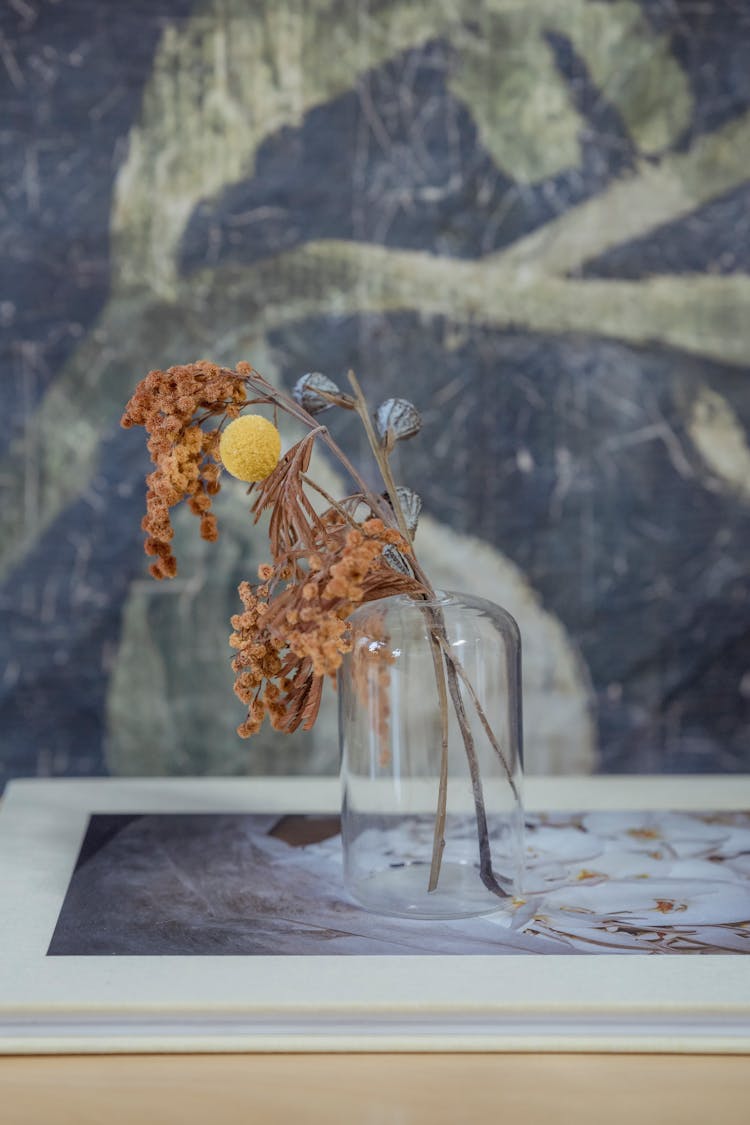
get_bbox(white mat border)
[1,775,749,1053]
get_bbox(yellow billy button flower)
[219,414,281,482]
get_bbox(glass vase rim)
[346,592,522,644]
[351,589,509,611]
[396,588,459,608]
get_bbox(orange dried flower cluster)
[230,517,421,738]
[121,362,247,577]
[348,606,396,768]
[123,358,429,739]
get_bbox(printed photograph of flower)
[48,809,750,956]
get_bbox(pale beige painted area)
[112,0,692,286]
[688,387,750,504]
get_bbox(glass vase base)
[346,860,509,920]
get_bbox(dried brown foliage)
[122,359,428,736]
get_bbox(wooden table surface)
[1,1053,749,1124]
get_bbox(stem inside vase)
[340,590,523,919]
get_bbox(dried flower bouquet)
[122,361,517,899]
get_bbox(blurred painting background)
[1,0,749,788]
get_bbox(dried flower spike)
[219,415,281,482]
[293,372,342,415]
[120,360,248,575]
[374,398,422,446]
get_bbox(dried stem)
[345,370,486,895]
[433,632,520,803]
[442,653,510,899]
[246,367,508,897]
[342,367,511,897]
[244,368,395,527]
[346,370,413,546]
[343,369,457,891]
[300,474,362,532]
[427,634,450,892]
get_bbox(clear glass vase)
[339,591,523,919]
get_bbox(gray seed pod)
[382,544,413,576]
[374,398,422,444]
[395,486,422,536]
[376,487,422,536]
[293,372,341,414]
